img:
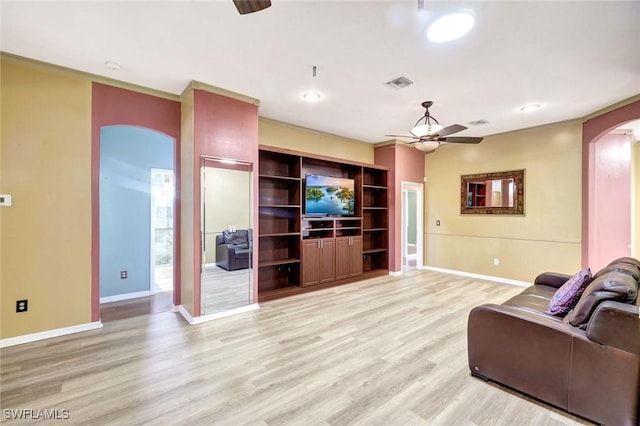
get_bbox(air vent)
[385,76,414,90]
[468,119,489,126]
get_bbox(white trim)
[389,270,403,277]
[421,265,530,287]
[0,321,103,348]
[177,303,260,325]
[100,290,151,304]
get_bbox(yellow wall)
[424,121,583,282]
[1,59,92,338]
[180,88,195,315]
[258,118,374,162]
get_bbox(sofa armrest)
[534,272,571,289]
[216,243,235,270]
[586,301,640,355]
[468,303,577,409]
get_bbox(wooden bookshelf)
[258,146,389,301]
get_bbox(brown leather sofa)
[468,257,640,426]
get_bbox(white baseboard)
[389,270,403,277]
[0,321,103,348]
[177,303,260,325]
[421,265,531,287]
[100,291,151,304]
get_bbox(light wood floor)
[201,265,251,314]
[1,270,592,425]
[100,291,174,322]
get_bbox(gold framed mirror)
[461,169,525,215]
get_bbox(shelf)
[362,206,387,210]
[363,248,387,254]
[363,228,388,232]
[259,174,301,181]
[362,184,387,190]
[258,232,300,237]
[259,204,301,208]
[258,258,301,268]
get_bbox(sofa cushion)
[545,268,592,316]
[608,256,640,269]
[593,263,640,282]
[223,230,249,245]
[565,271,638,327]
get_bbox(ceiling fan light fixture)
[426,11,475,43]
[415,141,440,152]
[410,123,443,138]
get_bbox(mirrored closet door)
[200,157,253,315]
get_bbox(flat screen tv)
[305,174,355,216]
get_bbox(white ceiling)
[1,1,639,143]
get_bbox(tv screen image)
[305,174,355,216]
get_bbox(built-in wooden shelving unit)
[258,146,389,301]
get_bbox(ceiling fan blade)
[439,136,484,144]
[233,0,271,14]
[437,124,467,137]
[384,134,420,140]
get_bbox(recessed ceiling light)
[302,91,321,102]
[520,104,542,112]
[426,11,475,43]
[104,61,121,71]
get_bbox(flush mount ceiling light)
[302,91,321,102]
[520,104,542,112]
[104,61,121,71]
[426,11,475,43]
[302,65,322,102]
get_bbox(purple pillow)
[545,268,592,316]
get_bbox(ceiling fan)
[233,0,271,15]
[386,101,483,152]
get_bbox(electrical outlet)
[120,270,127,279]
[493,258,500,266]
[436,220,441,226]
[16,299,28,313]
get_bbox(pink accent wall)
[591,133,631,270]
[374,144,425,272]
[91,83,181,322]
[192,90,259,316]
[582,99,640,267]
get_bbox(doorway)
[99,125,175,321]
[150,168,175,294]
[402,182,424,271]
[584,107,640,270]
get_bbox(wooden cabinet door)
[302,240,320,287]
[334,237,351,280]
[319,238,335,284]
[350,236,363,277]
